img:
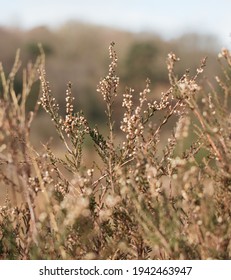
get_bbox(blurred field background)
[0,0,230,203]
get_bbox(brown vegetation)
[0,32,230,259]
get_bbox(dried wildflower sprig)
[143,89,171,125]
[95,42,120,193]
[197,53,231,168]
[61,82,89,171]
[38,68,65,139]
[96,42,119,148]
[97,42,119,102]
[39,69,59,115]
[167,52,206,103]
[39,72,90,171]
[166,52,224,163]
[64,110,89,171]
[167,52,180,86]
[96,42,119,141]
[120,80,150,156]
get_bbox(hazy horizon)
[1,1,230,48]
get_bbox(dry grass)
[0,43,231,259]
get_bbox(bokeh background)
[0,0,230,150]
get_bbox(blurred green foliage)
[26,42,54,59]
[124,42,159,82]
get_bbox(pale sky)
[1,0,230,48]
